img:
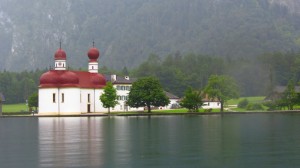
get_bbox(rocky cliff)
[0,0,300,71]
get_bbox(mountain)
[0,0,300,71]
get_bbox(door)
[87,104,91,113]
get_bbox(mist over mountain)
[0,0,300,71]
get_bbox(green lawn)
[226,96,267,112]
[226,96,265,105]
[2,103,28,113]
[152,108,221,113]
[1,97,267,115]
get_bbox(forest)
[1,51,300,104]
[0,0,300,71]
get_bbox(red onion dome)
[87,47,100,61]
[54,49,67,60]
[60,71,79,86]
[91,73,106,87]
[39,70,60,87]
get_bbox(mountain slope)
[0,0,300,71]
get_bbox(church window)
[62,93,64,103]
[88,94,90,103]
[53,93,56,103]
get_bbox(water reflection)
[36,114,300,167]
[1,114,300,167]
[38,117,104,167]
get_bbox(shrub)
[238,98,249,108]
[246,103,264,110]
[263,101,278,111]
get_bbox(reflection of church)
[38,45,143,115]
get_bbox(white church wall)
[80,89,95,113]
[39,88,59,114]
[59,88,81,114]
[95,89,106,112]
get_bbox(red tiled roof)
[39,70,106,89]
[74,71,106,88]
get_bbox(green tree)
[127,77,170,113]
[100,82,118,114]
[204,75,239,112]
[180,87,203,112]
[28,92,38,111]
[281,79,298,110]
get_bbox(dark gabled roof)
[0,92,5,101]
[105,74,137,84]
[202,93,220,102]
[164,91,180,99]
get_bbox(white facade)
[39,88,81,115]
[38,74,146,114]
[202,101,221,109]
[111,83,143,112]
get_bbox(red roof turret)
[87,47,100,61]
[90,73,106,87]
[60,71,79,87]
[54,49,67,60]
[39,70,60,87]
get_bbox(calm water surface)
[1,114,300,167]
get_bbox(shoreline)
[1,110,300,118]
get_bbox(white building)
[38,46,142,115]
[202,95,221,109]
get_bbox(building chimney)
[111,74,117,82]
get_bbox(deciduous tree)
[204,75,239,112]
[100,82,118,114]
[28,92,38,111]
[127,77,170,113]
[180,87,203,112]
[281,79,298,110]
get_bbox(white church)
[38,45,146,115]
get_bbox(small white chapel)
[38,45,143,115]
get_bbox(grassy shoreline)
[0,96,279,116]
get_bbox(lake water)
[1,114,300,167]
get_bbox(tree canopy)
[127,77,170,113]
[180,87,203,112]
[100,82,118,113]
[204,75,239,112]
[28,92,38,111]
[278,79,299,110]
